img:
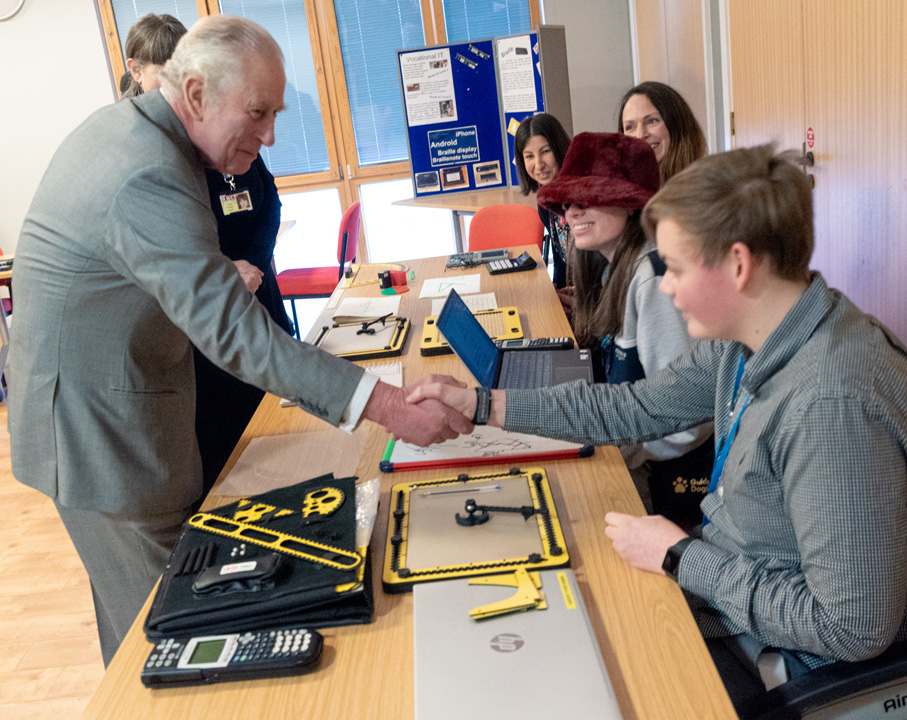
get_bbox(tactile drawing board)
[383,468,569,593]
[313,316,410,360]
[420,307,522,356]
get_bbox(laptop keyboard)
[502,351,552,388]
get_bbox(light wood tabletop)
[82,246,735,720]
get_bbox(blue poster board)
[498,33,545,186]
[398,40,507,196]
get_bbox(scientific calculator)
[141,626,323,687]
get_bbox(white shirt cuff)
[339,371,380,433]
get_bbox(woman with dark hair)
[121,14,293,498]
[513,113,572,289]
[121,13,188,98]
[537,133,713,525]
[618,81,707,183]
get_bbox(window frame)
[96,0,540,261]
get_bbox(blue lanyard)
[704,354,750,524]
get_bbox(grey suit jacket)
[9,91,363,515]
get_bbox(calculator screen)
[187,638,227,665]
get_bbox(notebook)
[413,568,623,720]
[436,289,592,388]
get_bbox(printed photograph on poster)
[473,161,502,187]
[400,48,458,127]
[497,35,537,113]
[428,126,479,167]
[440,166,469,190]
[415,171,441,194]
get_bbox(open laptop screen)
[437,289,499,387]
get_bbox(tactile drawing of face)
[622,94,671,164]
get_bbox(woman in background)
[514,113,572,290]
[538,133,712,526]
[555,81,709,318]
[122,14,293,497]
[120,13,186,98]
[618,81,707,183]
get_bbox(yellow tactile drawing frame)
[382,467,569,593]
[419,306,523,356]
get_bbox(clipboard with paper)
[312,314,410,360]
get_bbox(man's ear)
[184,75,207,122]
[727,242,754,292]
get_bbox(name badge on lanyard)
[220,189,253,215]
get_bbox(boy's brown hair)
[642,144,813,282]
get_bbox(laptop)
[413,568,623,720]
[436,289,592,388]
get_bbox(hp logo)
[489,634,524,652]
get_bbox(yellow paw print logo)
[673,477,688,494]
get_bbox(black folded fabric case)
[144,474,373,638]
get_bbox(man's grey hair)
[160,15,283,104]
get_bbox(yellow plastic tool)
[468,567,547,620]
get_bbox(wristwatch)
[662,537,695,581]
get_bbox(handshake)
[362,374,497,446]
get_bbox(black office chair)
[742,641,907,719]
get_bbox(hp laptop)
[436,289,592,389]
[414,568,623,720]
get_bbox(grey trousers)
[55,501,188,667]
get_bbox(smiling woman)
[514,113,572,288]
[618,81,706,183]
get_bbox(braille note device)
[496,337,574,351]
[486,251,537,275]
[141,626,323,687]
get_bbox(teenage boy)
[409,145,907,707]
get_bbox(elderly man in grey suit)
[9,15,469,666]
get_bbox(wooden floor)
[0,403,105,718]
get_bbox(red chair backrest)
[337,201,362,266]
[467,204,544,253]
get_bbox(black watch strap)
[662,536,695,581]
[472,386,492,425]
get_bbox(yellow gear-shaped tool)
[302,487,344,518]
[232,501,294,524]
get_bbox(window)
[98,0,538,264]
[442,0,532,43]
[334,0,425,166]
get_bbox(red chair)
[276,201,361,338]
[467,204,544,253]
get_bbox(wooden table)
[393,187,537,253]
[82,246,736,720]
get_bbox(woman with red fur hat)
[538,133,713,524]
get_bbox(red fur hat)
[537,132,660,217]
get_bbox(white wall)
[0,1,113,253]
[543,0,635,134]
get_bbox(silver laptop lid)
[414,568,623,719]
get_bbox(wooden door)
[801,0,907,340]
[728,0,907,342]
